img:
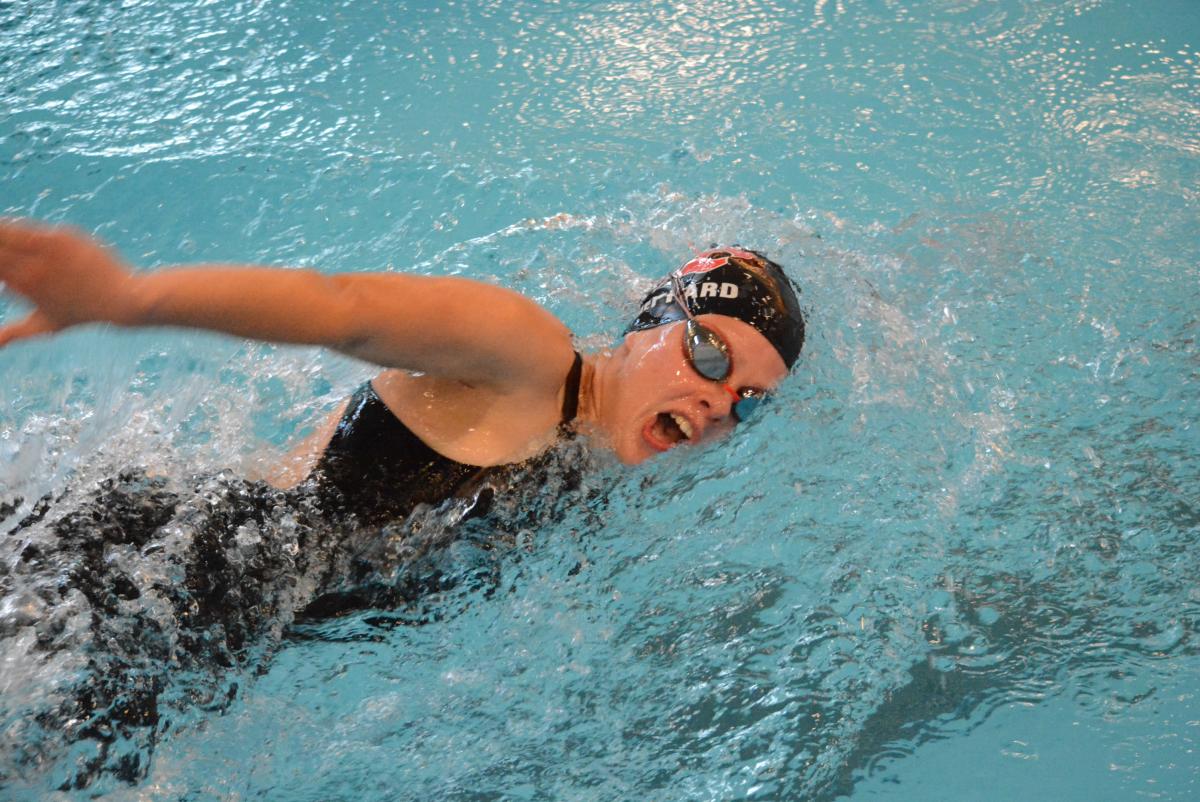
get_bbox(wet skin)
[587,313,789,465]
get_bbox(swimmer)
[0,219,805,521]
[0,220,805,788]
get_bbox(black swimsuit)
[0,353,585,789]
[312,352,583,524]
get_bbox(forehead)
[696,313,789,385]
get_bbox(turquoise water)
[2,0,1198,799]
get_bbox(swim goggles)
[669,273,767,422]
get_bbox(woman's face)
[602,314,789,464]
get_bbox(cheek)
[615,439,651,465]
[631,340,693,389]
[703,415,736,438]
[600,414,649,464]
[626,329,682,374]
[620,358,680,406]
[619,369,690,426]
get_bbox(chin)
[617,449,652,466]
[615,439,656,465]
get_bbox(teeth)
[671,413,694,440]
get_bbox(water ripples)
[2,0,1199,798]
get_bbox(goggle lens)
[732,392,763,422]
[684,319,732,381]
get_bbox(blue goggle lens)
[732,393,764,422]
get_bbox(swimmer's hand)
[0,219,138,347]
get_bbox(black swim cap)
[625,247,806,368]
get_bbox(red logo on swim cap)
[677,248,762,276]
[678,254,730,276]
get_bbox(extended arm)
[0,220,573,389]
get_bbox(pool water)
[2,0,1197,799]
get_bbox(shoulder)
[435,277,578,393]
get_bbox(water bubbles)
[0,0,1197,796]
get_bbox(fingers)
[0,220,109,346]
[0,218,65,255]
[0,220,59,292]
[0,219,95,276]
[0,311,58,349]
[0,219,93,298]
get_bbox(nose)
[698,383,739,421]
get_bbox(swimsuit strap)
[560,351,583,424]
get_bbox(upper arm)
[329,273,575,392]
[122,262,575,394]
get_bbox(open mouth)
[645,412,694,451]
